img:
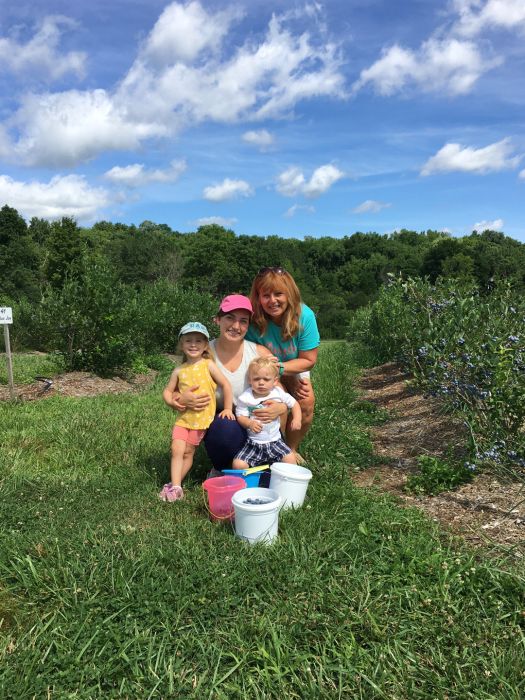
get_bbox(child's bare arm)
[162,368,181,409]
[236,413,263,433]
[208,361,235,420]
[289,401,302,432]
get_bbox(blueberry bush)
[349,275,525,477]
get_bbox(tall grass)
[0,344,524,698]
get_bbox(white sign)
[0,307,13,324]
[0,306,13,323]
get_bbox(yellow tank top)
[175,359,217,430]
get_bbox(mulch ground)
[355,362,524,559]
[0,370,157,401]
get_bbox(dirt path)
[355,362,524,559]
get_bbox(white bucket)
[232,487,282,545]
[269,463,312,509]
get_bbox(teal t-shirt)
[246,303,320,361]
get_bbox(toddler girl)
[160,322,234,501]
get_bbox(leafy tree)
[0,204,39,301]
[441,252,475,281]
[315,291,350,338]
[28,217,51,248]
[44,217,87,288]
[421,237,461,281]
[106,222,183,286]
[343,232,389,261]
[338,253,389,296]
[182,225,246,295]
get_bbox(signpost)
[0,307,15,400]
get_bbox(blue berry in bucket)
[244,498,272,505]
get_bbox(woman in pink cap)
[172,294,288,471]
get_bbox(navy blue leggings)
[203,415,248,471]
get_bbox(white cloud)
[276,167,306,197]
[104,159,186,187]
[519,169,525,180]
[353,199,392,214]
[473,218,504,231]
[142,1,237,64]
[242,129,275,150]
[421,138,521,175]
[195,216,238,227]
[203,178,253,202]
[0,15,85,82]
[284,204,315,218]
[276,164,344,198]
[0,174,112,221]
[129,12,345,124]
[454,0,525,36]
[303,164,344,198]
[3,3,345,167]
[352,37,500,96]
[9,89,169,167]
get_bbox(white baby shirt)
[235,386,296,444]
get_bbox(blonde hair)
[249,269,302,340]
[248,356,279,379]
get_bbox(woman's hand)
[219,408,235,421]
[177,386,211,412]
[285,376,312,401]
[252,400,288,423]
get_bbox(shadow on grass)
[137,444,213,488]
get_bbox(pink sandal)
[159,483,184,502]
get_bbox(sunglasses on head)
[256,266,287,277]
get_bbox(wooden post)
[3,323,15,400]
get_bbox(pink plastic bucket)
[202,476,245,521]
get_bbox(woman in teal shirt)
[246,267,320,462]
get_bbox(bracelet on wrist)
[278,362,285,376]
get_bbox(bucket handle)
[201,485,236,522]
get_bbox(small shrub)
[406,454,474,495]
[0,296,45,352]
[131,354,174,375]
[38,256,137,376]
[144,354,176,373]
[132,280,218,354]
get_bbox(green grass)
[0,343,524,698]
[0,352,65,385]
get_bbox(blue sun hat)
[178,321,210,339]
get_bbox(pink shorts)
[172,426,206,446]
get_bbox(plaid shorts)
[234,438,292,467]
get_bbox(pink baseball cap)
[219,294,253,314]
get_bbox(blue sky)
[0,0,524,241]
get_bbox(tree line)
[2,203,525,343]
